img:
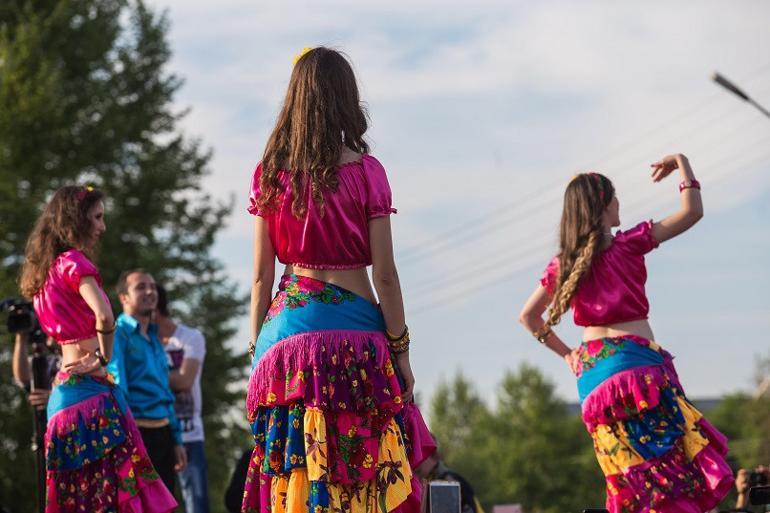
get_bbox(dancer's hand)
[395,352,415,403]
[564,347,582,376]
[736,468,748,492]
[650,154,685,182]
[28,389,51,411]
[63,352,102,375]
[174,444,187,472]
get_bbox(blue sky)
[148,0,770,405]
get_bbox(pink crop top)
[247,154,397,269]
[540,220,660,327]
[33,249,110,344]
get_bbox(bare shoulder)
[337,147,362,166]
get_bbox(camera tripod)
[29,337,50,513]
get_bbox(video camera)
[1,297,51,512]
[0,298,46,344]
[750,469,769,488]
[1,298,51,392]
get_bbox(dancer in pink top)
[519,155,732,513]
[20,185,176,512]
[242,47,435,513]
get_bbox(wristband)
[96,324,115,335]
[679,179,701,193]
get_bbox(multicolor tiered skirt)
[576,335,733,513]
[45,371,177,512]
[243,274,435,513]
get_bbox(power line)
[410,134,770,307]
[586,62,770,171]
[401,88,770,292]
[396,67,770,265]
[407,234,555,295]
[408,143,770,315]
[397,65,770,314]
[396,180,556,263]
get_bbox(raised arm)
[519,283,581,374]
[369,216,413,401]
[650,153,703,244]
[249,217,275,354]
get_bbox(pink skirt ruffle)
[45,376,176,513]
[244,330,435,513]
[578,337,733,513]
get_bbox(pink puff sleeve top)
[247,154,397,269]
[33,249,111,344]
[540,220,660,327]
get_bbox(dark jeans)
[138,425,176,495]
[178,440,209,513]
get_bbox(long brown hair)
[257,47,370,218]
[541,173,615,333]
[19,186,104,298]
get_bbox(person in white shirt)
[156,284,209,513]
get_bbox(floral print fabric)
[45,372,177,513]
[577,336,732,513]
[243,275,430,513]
[243,410,412,513]
[265,275,357,325]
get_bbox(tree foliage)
[0,1,249,511]
[430,365,604,513]
[431,362,770,513]
[709,352,770,471]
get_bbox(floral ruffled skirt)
[243,274,435,513]
[45,372,177,512]
[576,335,733,513]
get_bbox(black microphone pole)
[712,72,770,120]
[29,338,48,513]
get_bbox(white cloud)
[148,0,770,402]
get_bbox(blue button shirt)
[108,313,182,445]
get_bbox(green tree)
[430,371,492,462]
[430,366,603,513]
[487,365,603,513]
[709,352,770,471]
[430,371,495,505]
[0,1,249,511]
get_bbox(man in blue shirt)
[109,268,187,494]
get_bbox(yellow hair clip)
[570,174,580,183]
[77,185,94,202]
[292,47,313,66]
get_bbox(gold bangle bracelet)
[388,336,410,354]
[386,325,409,342]
[535,329,552,344]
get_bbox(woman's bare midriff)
[582,319,655,342]
[61,336,107,377]
[285,264,377,304]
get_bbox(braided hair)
[539,173,615,334]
